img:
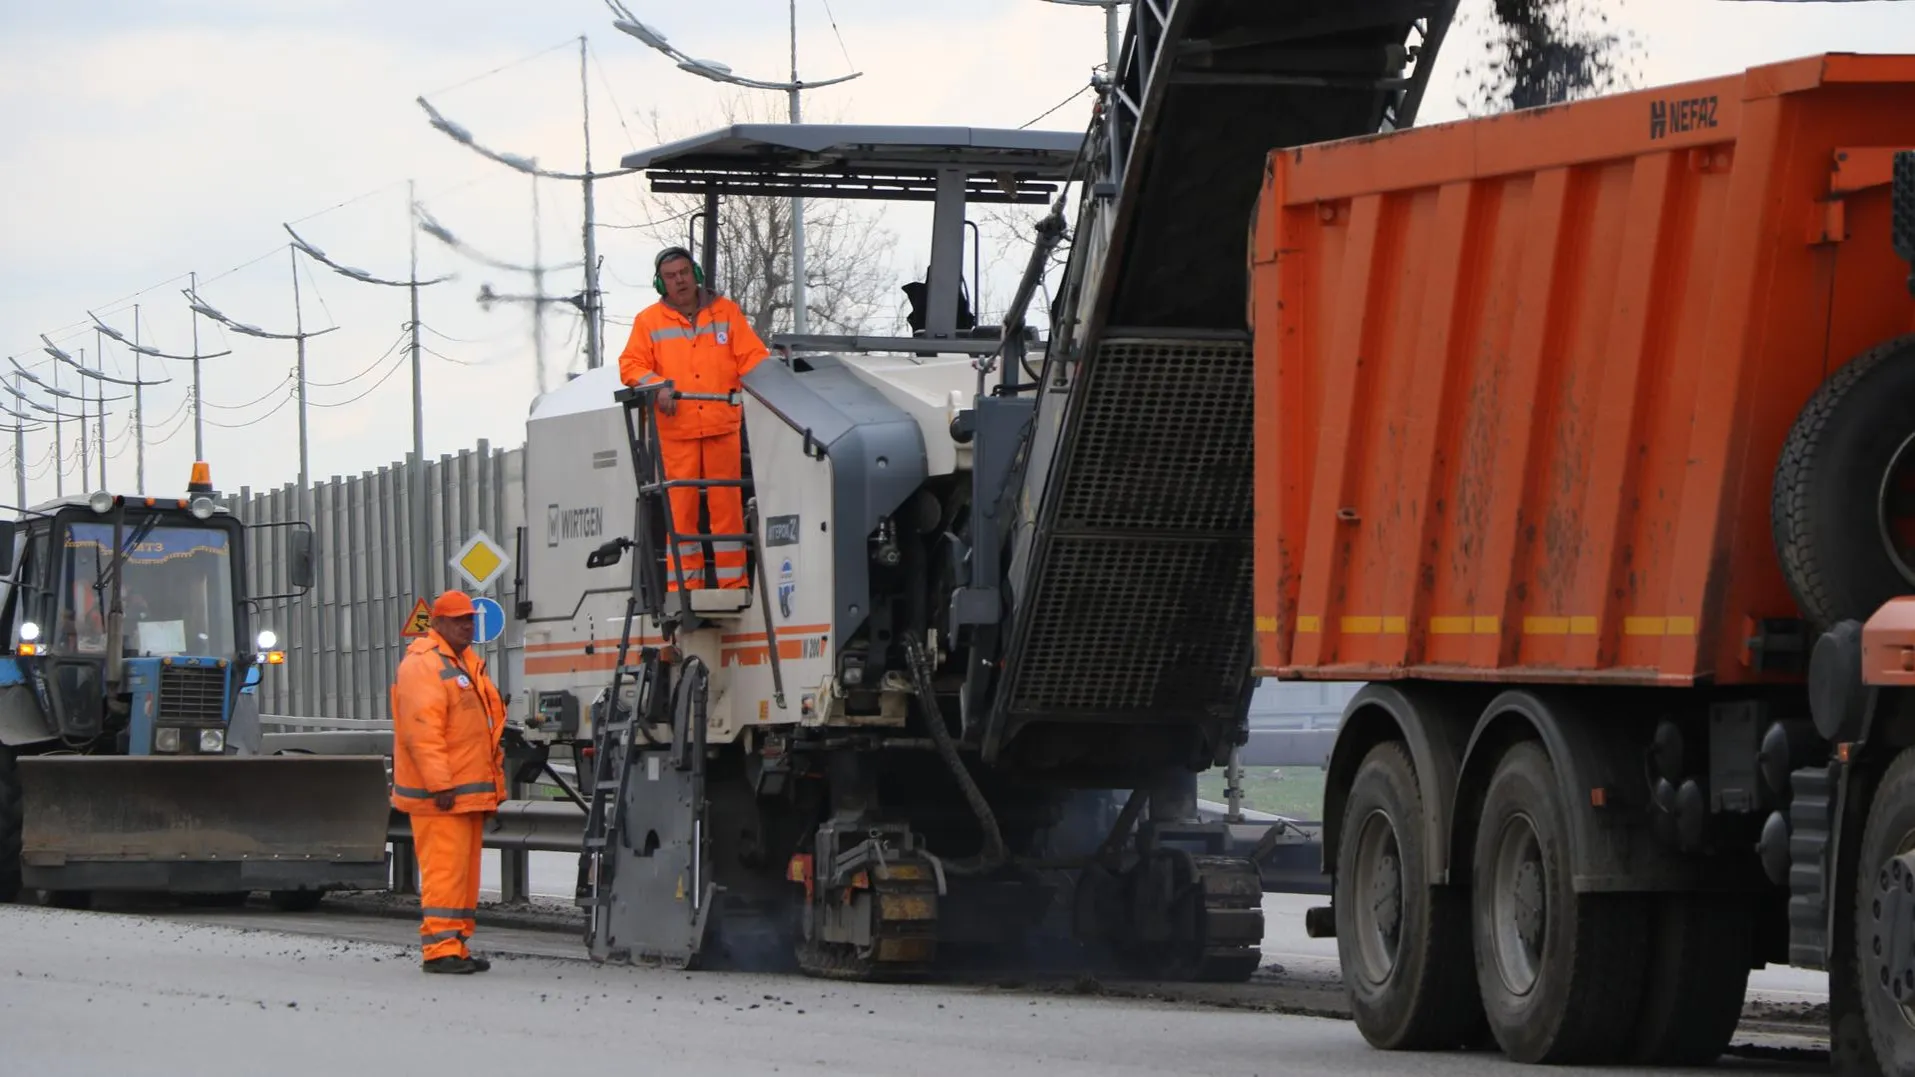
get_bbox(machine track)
[1112,853,1264,983]
[795,857,942,983]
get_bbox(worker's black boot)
[467,954,492,972]
[422,955,481,975]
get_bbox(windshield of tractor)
[56,520,239,657]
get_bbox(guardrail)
[265,715,1329,900]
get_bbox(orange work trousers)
[414,812,485,960]
[659,430,748,590]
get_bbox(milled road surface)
[1,903,1825,1076]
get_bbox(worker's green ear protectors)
[652,247,706,295]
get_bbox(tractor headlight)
[256,629,278,651]
[87,491,113,515]
[189,496,216,520]
[199,729,225,753]
[18,621,39,643]
[154,727,181,753]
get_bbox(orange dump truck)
[1251,55,1915,1069]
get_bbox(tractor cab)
[0,463,304,756]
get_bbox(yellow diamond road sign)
[452,530,510,593]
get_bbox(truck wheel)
[1471,742,1649,1064]
[1852,746,1915,1072]
[1630,892,1754,1065]
[1335,741,1484,1049]
[0,746,20,904]
[1773,334,1915,630]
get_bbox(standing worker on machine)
[617,246,769,590]
[390,590,507,974]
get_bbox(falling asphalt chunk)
[1457,0,1642,115]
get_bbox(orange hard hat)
[430,590,477,618]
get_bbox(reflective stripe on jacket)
[616,291,769,440]
[389,631,506,815]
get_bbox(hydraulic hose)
[904,638,1007,875]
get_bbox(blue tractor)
[0,464,390,910]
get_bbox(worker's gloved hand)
[434,791,457,811]
[655,392,678,417]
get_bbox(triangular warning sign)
[400,598,431,638]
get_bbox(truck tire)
[1471,742,1649,1064]
[1335,741,1484,1049]
[1630,892,1754,1066]
[1773,334,1915,630]
[1852,746,1915,1073]
[0,746,20,904]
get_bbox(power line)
[307,328,409,388]
[202,373,292,411]
[422,37,578,99]
[1021,82,1092,129]
[286,179,408,226]
[586,39,641,153]
[817,0,858,72]
[309,350,410,408]
[204,390,294,430]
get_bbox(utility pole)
[51,357,63,500]
[417,50,632,378]
[186,274,334,489]
[132,306,146,493]
[290,247,307,488]
[409,181,431,603]
[190,270,204,459]
[11,377,25,510]
[409,182,425,477]
[91,303,218,476]
[78,345,90,488]
[532,175,549,386]
[787,0,808,335]
[579,36,604,371]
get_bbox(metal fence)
[224,441,527,721]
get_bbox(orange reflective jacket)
[617,292,769,440]
[389,632,506,815]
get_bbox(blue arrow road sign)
[472,596,506,645]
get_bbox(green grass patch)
[1197,766,1327,822]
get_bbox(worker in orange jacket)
[389,590,506,974]
[617,246,770,590]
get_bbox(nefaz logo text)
[1649,95,1718,140]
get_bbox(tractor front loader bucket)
[17,755,392,894]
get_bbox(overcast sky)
[3,0,1912,505]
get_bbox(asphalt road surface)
[0,904,1823,1077]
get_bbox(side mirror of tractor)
[0,519,16,576]
[288,529,316,591]
[586,538,632,570]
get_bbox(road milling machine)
[0,464,391,909]
[515,1,1460,979]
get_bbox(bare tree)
[627,93,898,342]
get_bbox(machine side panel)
[744,358,928,644]
[519,373,640,716]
